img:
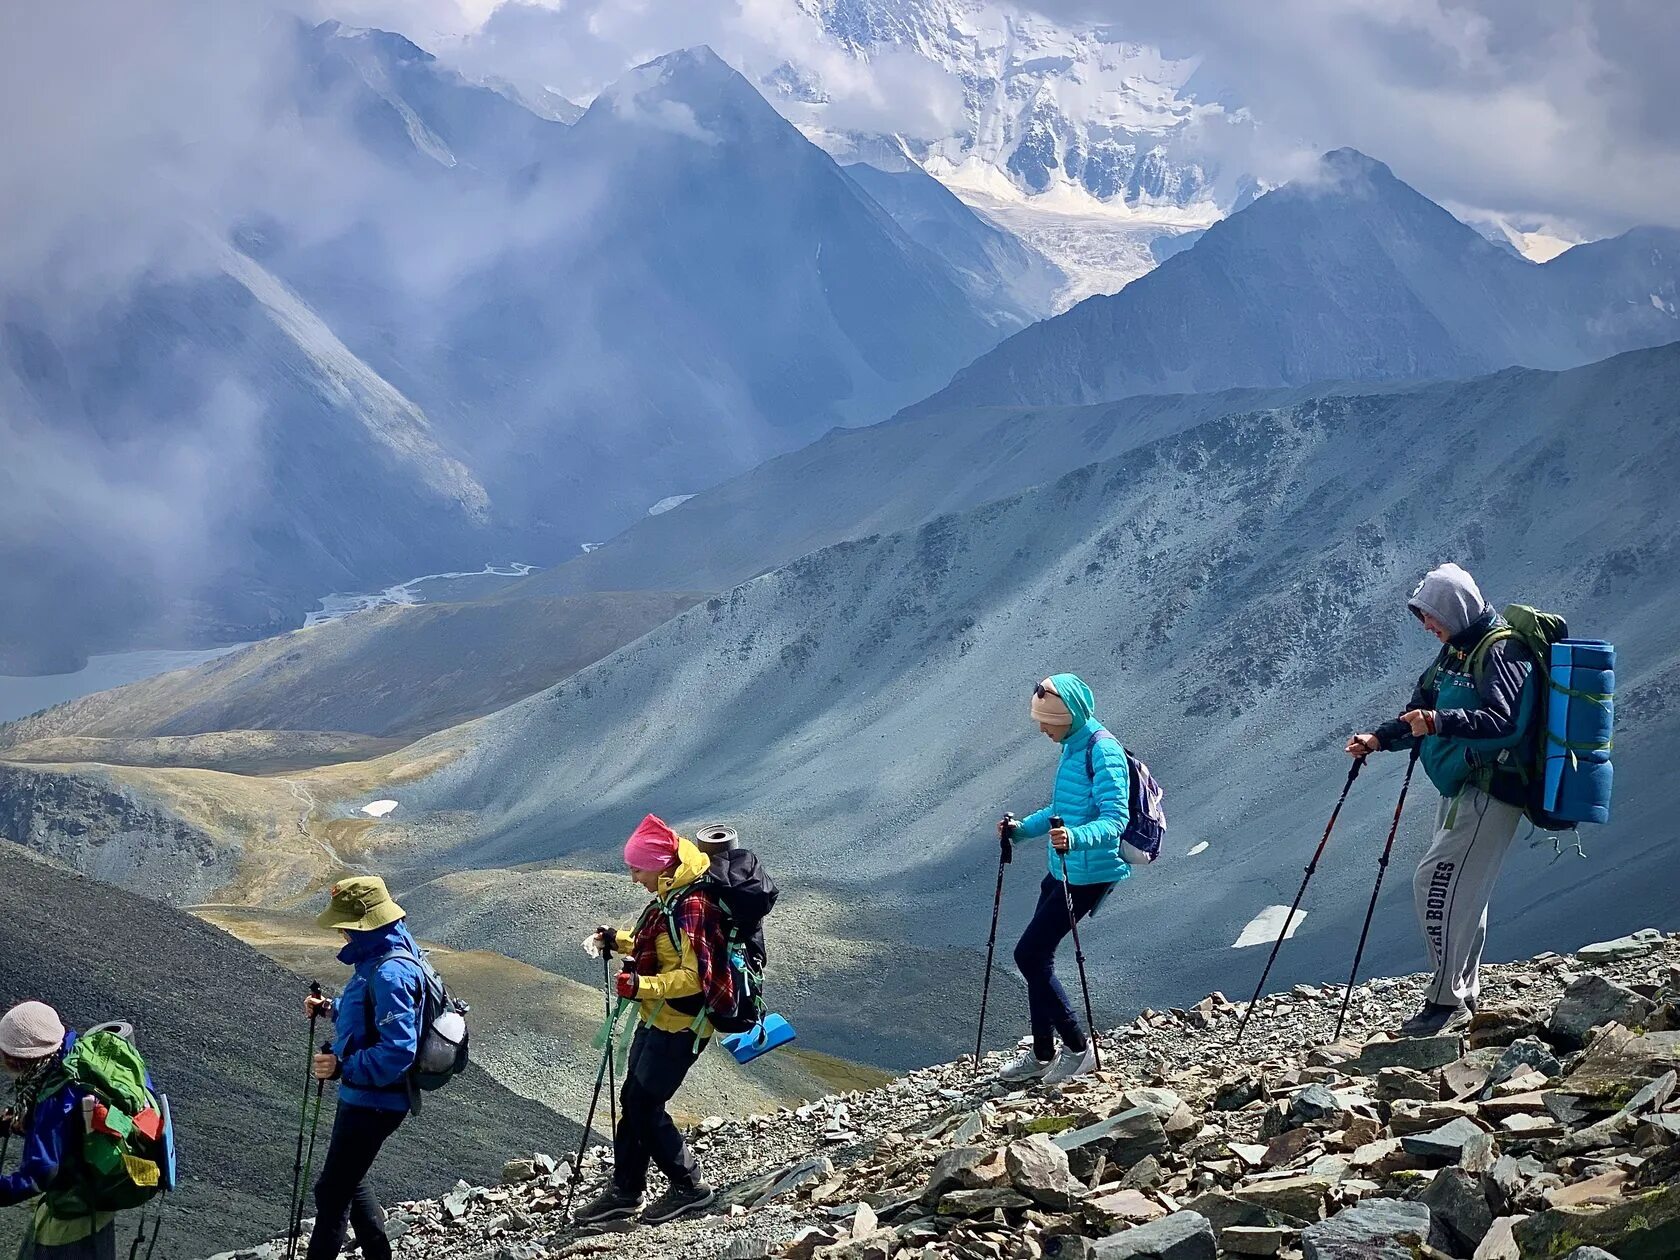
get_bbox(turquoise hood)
[1018,673,1131,885]
[1047,673,1097,739]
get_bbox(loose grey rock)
[1005,1134,1082,1209]
[1347,1036,1463,1074]
[1487,1037,1560,1088]
[1547,974,1654,1049]
[919,1147,1001,1206]
[1300,1198,1431,1259]
[1090,1210,1216,1260]
[1054,1107,1168,1180]
[1219,1225,1286,1257]
[1401,1116,1487,1162]
[1287,1083,1341,1129]
[1576,929,1664,962]
[1423,1166,1494,1253]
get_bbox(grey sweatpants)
[1413,786,1524,1007]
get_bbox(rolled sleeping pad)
[719,1012,796,1065]
[1544,639,1614,824]
[696,824,739,855]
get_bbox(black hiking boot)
[574,1183,642,1225]
[641,1181,716,1224]
[1397,1001,1472,1038]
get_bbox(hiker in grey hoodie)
[1348,563,1539,1037]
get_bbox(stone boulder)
[1300,1199,1430,1259]
[1513,1182,1680,1259]
[1007,1134,1083,1210]
[1091,1211,1216,1260]
[1547,975,1654,1050]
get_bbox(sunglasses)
[1033,683,1052,699]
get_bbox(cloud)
[320,0,1680,236]
[313,0,967,141]
[1014,0,1680,235]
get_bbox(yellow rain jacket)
[612,837,715,1037]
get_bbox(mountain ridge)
[915,148,1680,414]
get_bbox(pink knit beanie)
[624,814,681,872]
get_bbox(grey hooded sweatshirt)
[1374,564,1538,805]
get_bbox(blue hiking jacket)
[1017,674,1132,886]
[0,1032,79,1209]
[333,920,424,1112]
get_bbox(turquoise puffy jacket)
[1016,673,1132,887]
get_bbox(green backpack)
[43,1026,176,1216]
[1458,604,1574,827]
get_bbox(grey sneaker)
[574,1182,641,1224]
[1042,1043,1097,1085]
[1397,1002,1472,1038]
[996,1049,1054,1082]
[641,1181,716,1224]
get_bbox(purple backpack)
[1086,731,1167,865]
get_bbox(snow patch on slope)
[1233,906,1304,949]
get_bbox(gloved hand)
[583,926,617,959]
[615,970,640,1000]
[997,814,1016,863]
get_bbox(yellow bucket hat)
[316,876,405,932]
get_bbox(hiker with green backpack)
[574,816,738,1228]
[1347,563,1544,1038]
[1,1002,173,1260]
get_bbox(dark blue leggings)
[1014,873,1110,1060]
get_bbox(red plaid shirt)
[632,886,734,1016]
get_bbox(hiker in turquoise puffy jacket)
[1348,564,1539,1039]
[996,673,1129,1086]
[303,877,424,1260]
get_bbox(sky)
[299,0,1680,240]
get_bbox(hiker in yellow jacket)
[575,816,727,1227]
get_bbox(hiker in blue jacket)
[0,1002,115,1259]
[996,674,1129,1085]
[303,877,424,1260]
[1348,563,1539,1038]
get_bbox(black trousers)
[1014,873,1111,1060]
[613,1024,705,1195]
[308,1103,405,1260]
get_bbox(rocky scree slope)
[371,343,1680,1066]
[226,929,1680,1260]
[0,843,575,1260]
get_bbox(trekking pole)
[565,964,629,1223]
[1333,744,1423,1043]
[1234,758,1365,1047]
[290,1039,332,1260]
[286,982,322,1259]
[1050,815,1101,1070]
[602,950,618,1135]
[973,814,1014,1065]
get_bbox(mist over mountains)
[0,24,1033,672]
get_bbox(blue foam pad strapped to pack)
[720,1013,796,1065]
[1544,639,1614,824]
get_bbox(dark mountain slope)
[0,843,575,1256]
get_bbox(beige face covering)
[1030,681,1072,727]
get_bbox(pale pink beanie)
[624,814,681,872]
[0,1001,66,1059]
